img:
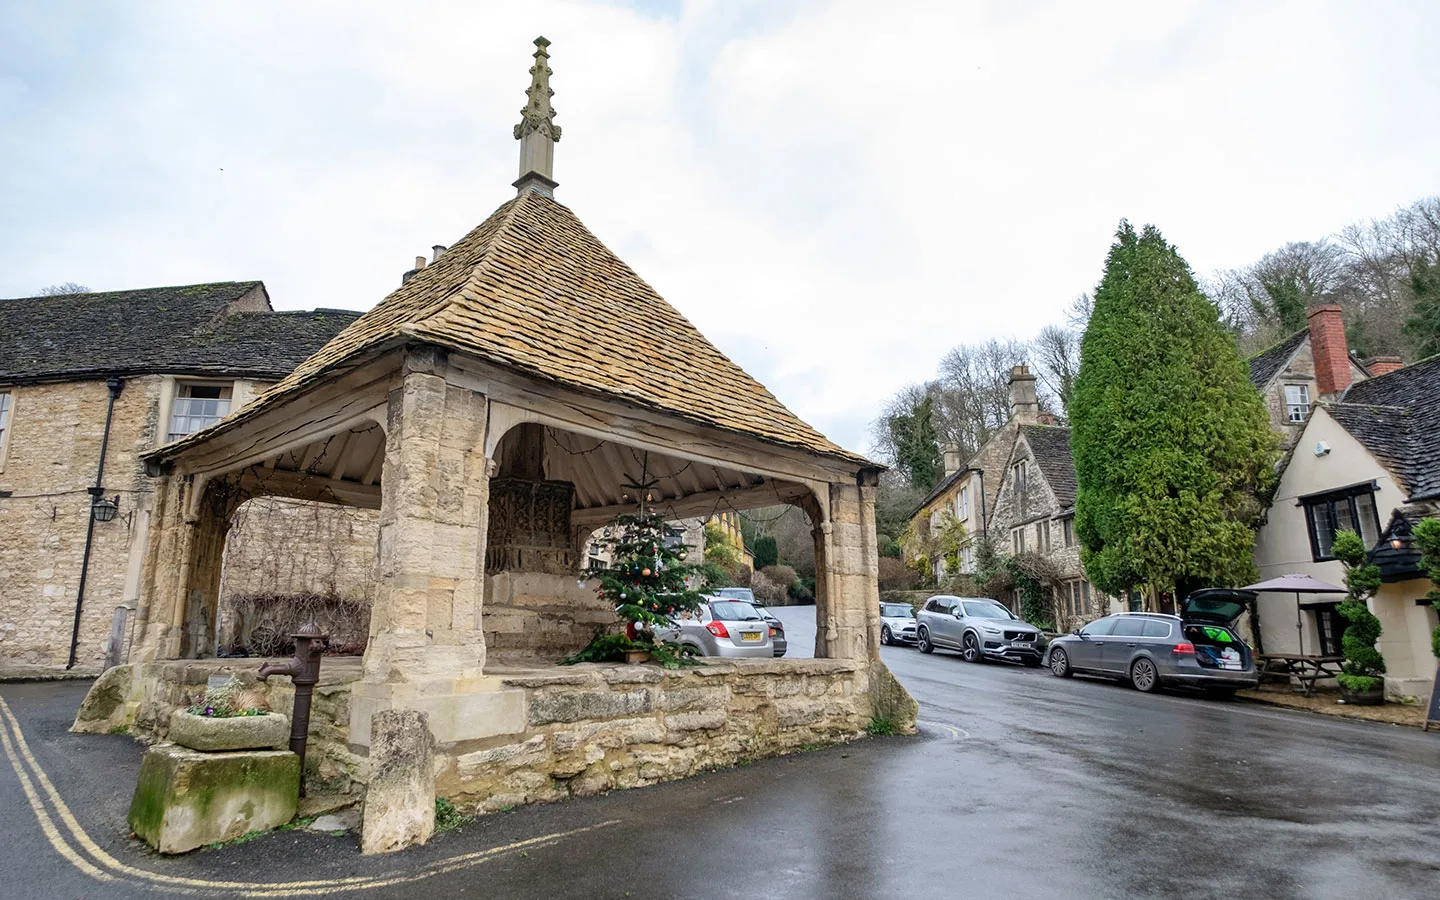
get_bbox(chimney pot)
[1307,304,1351,397]
[432,245,447,263]
[415,256,426,270]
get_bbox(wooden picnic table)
[1256,654,1345,696]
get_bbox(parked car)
[915,595,1044,666]
[748,601,788,657]
[654,599,774,658]
[1042,589,1259,695]
[879,602,918,645]
[712,587,756,603]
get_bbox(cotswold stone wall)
[439,659,873,812]
[0,377,163,669]
[76,656,903,817]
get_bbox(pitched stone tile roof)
[1247,329,1307,389]
[0,282,361,382]
[1018,424,1076,509]
[167,190,868,465]
[1329,356,1440,500]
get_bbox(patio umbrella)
[1241,574,1347,656]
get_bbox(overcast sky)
[3,1,1438,455]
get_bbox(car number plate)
[741,632,762,642]
[1013,641,1033,649]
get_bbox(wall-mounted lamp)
[89,491,120,522]
[1313,441,1331,457]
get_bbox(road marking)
[0,694,619,896]
[917,719,969,740]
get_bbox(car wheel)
[961,632,984,663]
[1049,647,1073,677]
[881,625,892,646]
[917,627,934,654]
[1130,657,1159,693]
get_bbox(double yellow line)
[0,695,618,897]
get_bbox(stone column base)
[350,676,526,748]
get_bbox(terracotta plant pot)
[1339,686,1385,706]
[168,709,289,752]
[624,649,652,666]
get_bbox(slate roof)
[1247,329,1307,389]
[0,282,361,382]
[1327,356,1440,500]
[158,190,868,466]
[1018,424,1076,509]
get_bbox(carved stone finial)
[514,36,560,194]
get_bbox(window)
[1079,617,1116,636]
[925,597,956,614]
[1283,384,1311,424]
[168,382,233,441]
[1110,618,1147,637]
[1039,521,1051,553]
[1061,517,1075,548]
[1312,604,1345,656]
[1012,527,1026,553]
[1012,460,1028,501]
[0,391,10,454]
[1301,483,1381,561]
[1143,619,1172,638]
[956,485,970,521]
[958,543,974,573]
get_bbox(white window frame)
[0,390,12,471]
[1283,383,1310,424]
[167,380,234,442]
[1012,527,1025,553]
[957,484,970,521]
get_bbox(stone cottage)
[0,282,368,670]
[1246,304,1379,445]
[908,365,1112,628]
[1253,355,1440,702]
[80,38,911,844]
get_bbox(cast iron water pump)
[258,622,327,795]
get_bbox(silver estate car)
[915,595,1044,666]
[879,602,918,645]
[710,589,787,656]
[654,599,775,658]
[1042,590,1259,695]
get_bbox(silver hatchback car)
[1042,590,1259,695]
[654,600,775,658]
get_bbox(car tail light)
[769,627,777,637]
[706,621,730,638]
[1172,642,1195,655]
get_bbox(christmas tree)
[562,512,703,667]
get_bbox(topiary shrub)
[1331,530,1386,693]
[1412,517,1440,659]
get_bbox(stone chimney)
[513,37,561,197]
[1037,412,1057,426]
[401,255,426,285]
[1366,356,1404,377]
[431,244,447,263]
[942,442,962,478]
[1008,365,1040,424]
[1307,305,1351,397]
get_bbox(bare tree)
[1032,324,1080,418]
[36,282,91,296]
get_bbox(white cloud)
[2,0,1438,454]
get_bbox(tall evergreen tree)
[1070,222,1276,603]
[886,393,943,491]
[1402,256,1440,359]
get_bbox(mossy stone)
[128,745,299,854]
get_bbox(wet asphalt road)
[2,608,1439,899]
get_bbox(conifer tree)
[1070,222,1276,602]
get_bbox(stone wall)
[75,655,911,818]
[440,659,877,812]
[0,377,162,669]
[482,572,617,662]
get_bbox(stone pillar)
[352,346,526,746]
[361,709,436,854]
[811,475,882,661]
[131,474,236,661]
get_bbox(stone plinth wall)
[72,658,367,804]
[437,659,873,813]
[482,572,618,662]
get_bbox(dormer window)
[1284,384,1310,423]
[168,382,232,441]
